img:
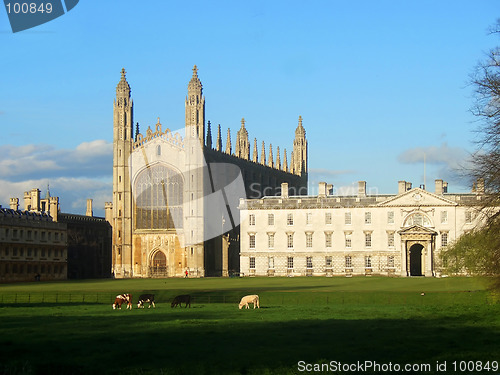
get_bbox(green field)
[0,277,499,374]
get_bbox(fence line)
[0,291,492,306]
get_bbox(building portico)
[399,225,437,277]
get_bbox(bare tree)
[442,20,500,290]
[468,20,500,207]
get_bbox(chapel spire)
[253,138,258,163]
[235,118,250,159]
[216,124,222,151]
[185,65,205,142]
[116,68,131,98]
[226,128,232,154]
[206,120,213,149]
[292,115,307,176]
[268,144,274,168]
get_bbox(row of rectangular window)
[250,232,449,249]
[249,211,474,226]
[251,232,388,249]
[2,228,64,242]
[1,248,64,258]
[249,255,396,269]
[2,263,65,275]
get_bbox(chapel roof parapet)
[206,117,305,177]
[133,118,184,149]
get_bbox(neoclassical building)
[239,179,485,277]
[110,66,308,278]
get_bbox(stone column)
[400,240,407,277]
[425,240,433,277]
[222,234,229,277]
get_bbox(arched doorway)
[150,251,167,277]
[409,244,424,276]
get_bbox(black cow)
[137,294,155,308]
[171,294,191,308]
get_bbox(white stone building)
[239,180,486,277]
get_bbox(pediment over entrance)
[398,224,438,235]
[377,188,457,207]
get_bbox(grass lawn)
[0,277,498,374]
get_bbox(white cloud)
[398,143,469,169]
[0,140,112,181]
[398,143,472,189]
[309,168,355,181]
[0,140,113,216]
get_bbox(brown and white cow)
[171,295,191,308]
[238,294,260,309]
[112,293,132,310]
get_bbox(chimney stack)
[30,188,41,211]
[23,191,31,210]
[358,181,366,197]
[86,199,93,217]
[398,181,406,195]
[9,198,19,211]
[318,182,327,197]
[105,202,113,224]
[327,184,333,195]
[435,179,443,195]
[476,178,485,194]
[281,183,289,199]
[49,197,59,222]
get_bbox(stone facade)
[239,180,486,277]
[62,212,112,279]
[111,66,308,278]
[1,189,112,282]
[0,191,67,282]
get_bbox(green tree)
[442,20,500,289]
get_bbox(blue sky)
[0,1,498,216]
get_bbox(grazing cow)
[112,293,132,310]
[238,294,260,309]
[137,294,156,308]
[171,294,191,308]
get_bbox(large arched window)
[134,164,183,229]
[403,212,432,227]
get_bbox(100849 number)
[452,361,499,372]
[5,2,53,14]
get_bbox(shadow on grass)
[1,307,499,375]
[0,302,104,308]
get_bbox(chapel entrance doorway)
[150,250,168,277]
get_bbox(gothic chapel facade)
[111,67,308,278]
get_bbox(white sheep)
[238,294,260,309]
